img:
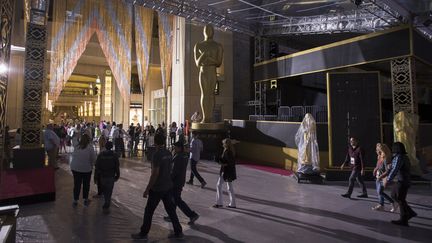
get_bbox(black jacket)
[219,150,237,182]
[95,150,120,180]
[171,151,189,188]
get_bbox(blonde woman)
[372,143,396,211]
[213,138,237,208]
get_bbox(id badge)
[350,157,355,165]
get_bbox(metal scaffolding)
[261,3,401,36]
[128,0,255,35]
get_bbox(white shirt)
[109,125,117,138]
[44,129,60,151]
[189,137,203,161]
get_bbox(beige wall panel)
[6,54,25,129]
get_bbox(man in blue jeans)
[187,131,207,188]
[131,134,183,240]
[340,137,368,199]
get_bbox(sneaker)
[168,232,184,239]
[83,199,91,206]
[227,205,237,209]
[372,205,384,211]
[201,181,207,189]
[341,193,351,199]
[212,204,223,208]
[357,194,368,198]
[391,220,409,226]
[186,181,193,185]
[72,200,78,207]
[131,232,148,240]
[390,203,398,213]
[163,216,171,222]
[188,214,199,225]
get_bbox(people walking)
[372,143,396,211]
[164,141,199,224]
[169,122,177,146]
[187,131,207,188]
[70,134,96,207]
[44,123,60,169]
[340,137,368,199]
[95,141,120,214]
[131,134,183,240]
[214,138,237,208]
[113,124,126,158]
[385,142,417,226]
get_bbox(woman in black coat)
[213,138,237,208]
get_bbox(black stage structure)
[231,25,432,181]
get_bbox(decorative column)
[21,1,49,149]
[391,57,417,114]
[0,0,14,159]
[391,57,422,176]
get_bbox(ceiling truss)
[129,0,431,38]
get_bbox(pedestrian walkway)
[16,155,432,242]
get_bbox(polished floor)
[16,154,432,242]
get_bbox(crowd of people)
[12,117,416,240]
[36,117,238,240]
[35,119,193,166]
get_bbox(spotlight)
[354,0,363,7]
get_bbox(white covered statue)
[295,113,320,175]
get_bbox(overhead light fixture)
[0,63,8,74]
[11,45,25,52]
[96,75,100,83]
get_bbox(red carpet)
[238,160,293,176]
[0,167,55,200]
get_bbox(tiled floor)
[16,155,432,242]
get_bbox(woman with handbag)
[213,138,237,208]
[372,143,396,212]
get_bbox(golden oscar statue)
[194,24,223,123]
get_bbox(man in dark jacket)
[95,141,120,213]
[131,134,183,240]
[340,137,368,199]
[164,141,199,224]
[385,142,417,226]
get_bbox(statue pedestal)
[191,122,227,160]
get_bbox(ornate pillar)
[391,57,417,114]
[21,1,49,148]
[0,0,14,161]
[391,57,422,176]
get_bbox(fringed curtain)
[49,0,96,101]
[49,0,132,103]
[158,12,175,94]
[134,6,153,93]
[95,0,132,103]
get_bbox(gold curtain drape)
[49,0,97,101]
[95,0,132,103]
[134,6,153,93]
[49,0,132,103]
[158,12,174,94]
